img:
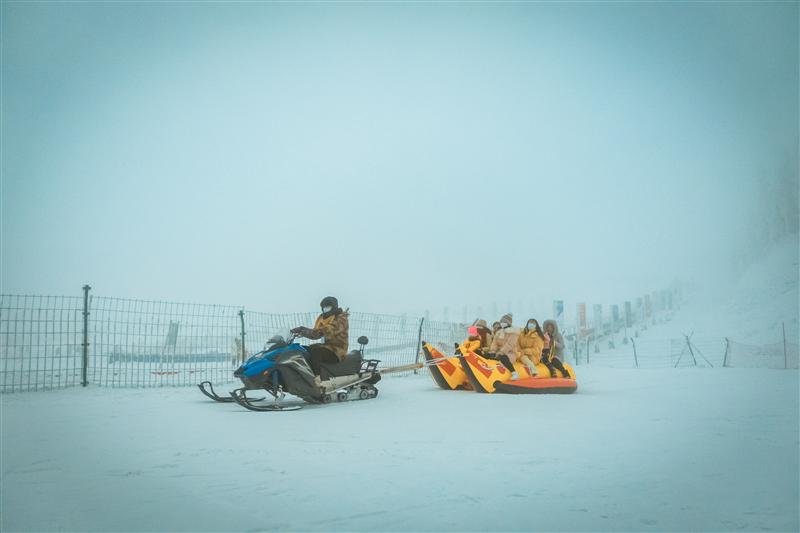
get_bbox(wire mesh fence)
[725,339,799,369]
[89,297,243,389]
[568,333,799,370]
[420,318,465,357]
[1,290,797,393]
[0,292,438,392]
[570,337,727,369]
[0,295,84,392]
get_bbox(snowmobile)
[198,331,383,411]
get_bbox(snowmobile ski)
[229,388,303,411]
[198,381,265,403]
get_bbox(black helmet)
[320,296,338,311]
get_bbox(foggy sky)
[2,1,798,320]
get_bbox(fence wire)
[570,334,799,370]
[345,312,420,371]
[0,294,449,391]
[0,295,84,392]
[90,297,242,388]
[421,318,465,357]
[1,292,796,393]
[244,310,317,358]
[244,311,424,370]
[725,339,799,369]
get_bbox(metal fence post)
[81,284,91,386]
[722,337,730,367]
[413,317,425,374]
[573,336,578,366]
[685,334,697,366]
[783,322,788,369]
[630,337,638,368]
[239,309,246,364]
[586,336,590,364]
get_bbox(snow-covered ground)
[2,367,798,532]
[2,238,797,531]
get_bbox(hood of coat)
[542,319,560,336]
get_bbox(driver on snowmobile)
[290,296,350,377]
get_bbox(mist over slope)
[674,234,798,344]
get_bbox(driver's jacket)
[312,309,350,360]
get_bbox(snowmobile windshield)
[265,330,297,350]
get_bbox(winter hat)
[320,296,338,310]
[473,319,490,331]
[320,296,338,317]
[467,326,479,337]
[500,313,513,326]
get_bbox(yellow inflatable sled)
[458,351,577,394]
[422,341,577,394]
[421,342,472,390]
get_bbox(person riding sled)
[456,326,483,356]
[483,313,521,379]
[542,319,571,379]
[290,296,349,377]
[517,318,546,377]
[455,319,493,356]
[473,319,493,351]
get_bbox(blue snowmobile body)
[198,333,380,411]
[234,342,309,390]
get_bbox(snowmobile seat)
[319,351,363,379]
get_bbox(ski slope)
[675,235,799,345]
[2,367,798,532]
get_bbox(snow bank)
[676,235,798,344]
[2,368,798,532]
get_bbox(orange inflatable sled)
[421,342,472,390]
[458,351,577,394]
[422,341,577,395]
[493,376,577,394]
